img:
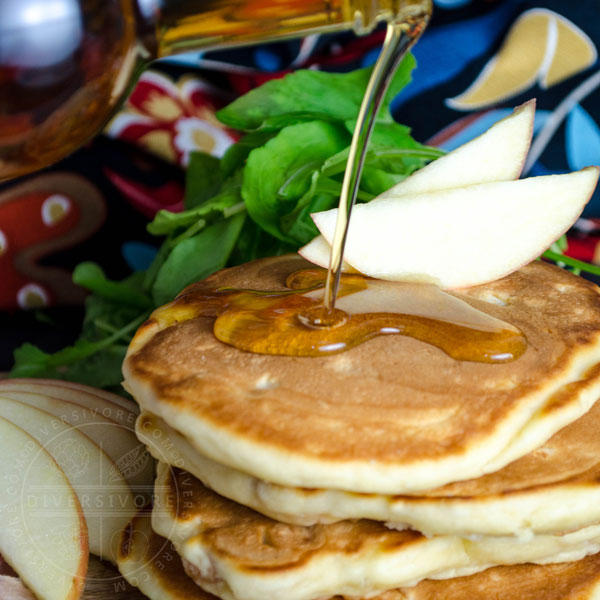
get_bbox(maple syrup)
[152,268,527,362]
[149,12,527,363]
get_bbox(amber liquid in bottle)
[151,7,528,364]
[0,0,420,181]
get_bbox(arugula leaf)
[185,152,223,209]
[9,62,434,391]
[543,249,600,277]
[358,167,406,196]
[148,170,245,236]
[10,311,147,386]
[282,191,338,244]
[217,55,415,131]
[81,292,145,339]
[322,145,442,178]
[242,121,349,243]
[73,263,152,309]
[312,175,374,202]
[221,131,276,176]
[152,213,246,305]
[229,218,294,265]
[142,240,170,292]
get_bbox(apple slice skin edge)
[0,378,138,414]
[0,397,137,563]
[311,167,600,289]
[0,416,88,600]
[382,98,535,197]
[299,100,538,274]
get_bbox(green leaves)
[72,263,152,309]
[148,171,244,237]
[242,121,350,243]
[217,55,416,131]
[10,58,441,391]
[152,213,246,306]
[184,152,223,209]
[10,309,148,389]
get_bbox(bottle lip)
[350,0,433,35]
[134,0,160,60]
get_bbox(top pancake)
[124,256,600,494]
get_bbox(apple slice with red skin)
[0,397,137,562]
[300,100,537,272]
[0,379,138,430]
[0,416,88,600]
[383,99,535,197]
[0,379,139,413]
[311,168,599,289]
[0,391,153,496]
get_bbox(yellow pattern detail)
[139,130,177,163]
[142,91,183,121]
[543,17,597,88]
[448,12,549,110]
[448,9,597,111]
[192,128,217,153]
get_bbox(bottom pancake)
[152,462,600,600]
[117,507,209,600]
[117,509,600,600]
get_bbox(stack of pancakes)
[120,255,600,600]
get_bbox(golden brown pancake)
[116,510,600,600]
[151,463,600,600]
[116,508,209,600]
[124,256,600,494]
[378,555,600,600]
[138,401,600,537]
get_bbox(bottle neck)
[136,0,429,59]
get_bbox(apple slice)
[0,416,88,600]
[300,101,536,270]
[0,391,154,495]
[311,168,599,289]
[0,397,137,562]
[298,234,355,271]
[0,379,138,430]
[380,99,535,198]
[299,234,352,271]
[0,378,139,413]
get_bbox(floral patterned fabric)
[1,0,599,367]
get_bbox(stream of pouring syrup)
[322,14,430,320]
[152,8,528,363]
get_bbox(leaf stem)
[543,250,600,276]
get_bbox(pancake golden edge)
[116,510,600,600]
[124,256,600,495]
[117,509,209,600]
[151,463,600,600]
[139,406,600,537]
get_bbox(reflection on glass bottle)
[0,0,431,181]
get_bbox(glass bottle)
[0,0,431,181]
